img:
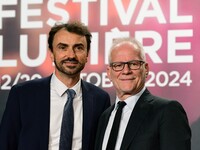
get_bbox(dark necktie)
[59,89,76,150]
[106,101,126,150]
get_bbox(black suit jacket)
[95,89,191,150]
[0,75,111,150]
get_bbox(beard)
[54,57,86,77]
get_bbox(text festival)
[0,0,193,68]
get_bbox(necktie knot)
[117,101,126,109]
[66,89,76,100]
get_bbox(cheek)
[109,73,121,87]
[81,56,88,64]
[77,53,88,61]
[136,72,146,84]
[107,69,112,81]
[141,71,147,79]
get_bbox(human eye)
[113,63,123,67]
[59,45,65,49]
[129,60,142,69]
[112,62,123,70]
[130,61,138,66]
[57,44,66,50]
[74,44,85,52]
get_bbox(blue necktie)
[106,101,126,150]
[59,89,76,150]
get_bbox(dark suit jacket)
[0,75,111,150]
[95,89,191,150]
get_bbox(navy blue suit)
[0,75,110,150]
[95,89,191,150]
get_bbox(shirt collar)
[115,86,146,110]
[51,73,81,97]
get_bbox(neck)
[55,71,80,88]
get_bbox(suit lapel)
[97,105,114,150]
[81,80,93,150]
[120,89,153,150]
[36,76,51,150]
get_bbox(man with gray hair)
[95,37,191,150]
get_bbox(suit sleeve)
[159,100,191,150]
[0,85,21,150]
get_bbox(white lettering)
[47,0,69,26]
[73,0,97,25]
[0,0,17,29]
[90,32,99,64]
[170,0,192,23]
[21,0,43,28]
[100,0,108,26]
[136,0,166,24]
[168,30,193,63]
[136,31,162,63]
[114,0,138,25]
[0,36,17,67]
[105,28,129,64]
[20,34,47,67]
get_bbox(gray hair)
[108,37,146,63]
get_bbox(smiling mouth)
[62,61,78,69]
[66,61,77,64]
[63,60,78,64]
[120,77,135,81]
[121,79,132,81]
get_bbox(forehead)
[53,29,87,45]
[111,42,141,61]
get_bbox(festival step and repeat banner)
[0,0,199,149]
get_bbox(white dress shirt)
[48,73,83,150]
[102,87,146,150]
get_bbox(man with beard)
[0,21,111,150]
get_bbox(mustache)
[62,58,79,63]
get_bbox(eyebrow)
[111,59,143,64]
[73,43,85,47]
[56,42,86,51]
[56,42,67,48]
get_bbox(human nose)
[122,64,131,73]
[67,48,76,57]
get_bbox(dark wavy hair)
[48,21,92,53]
